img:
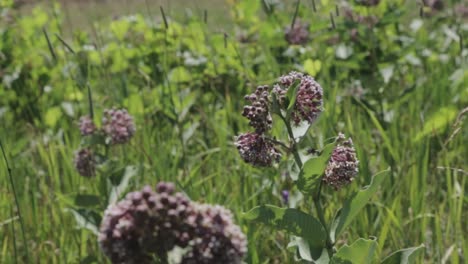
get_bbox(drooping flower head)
[99,182,193,263]
[242,85,273,133]
[234,132,282,167]
[273,71,323,126]
[102,108,136,145]
[284,20,310,45]
[78,115,97,136]
[323,133,359,189]
[74,148,96,177]
[181,204,248,264]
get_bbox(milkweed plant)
[236,71,424,263]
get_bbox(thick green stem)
[314,182,334,257]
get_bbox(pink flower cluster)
[99,182,247,263]
[102,108,136,145]
[323,133,359,189]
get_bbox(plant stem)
[314,181,334,257]
[279,114,303,168]
[0,140,30,262]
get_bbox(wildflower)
[99,183,248,263]
[78,116,96,136]
[102,108,136,144]
[242,85,273,133]
[273,71,323,126]
[281,190,289,204]
[423,0,444,12]
[98,182,193,263]
[181,204,248,264]
[454,3,468,18]
[234,132,281,167]
[323,133,359,189]
[73,148,96,177]
[284,20,310,45]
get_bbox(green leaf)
[109,165,138,204]
[414,107,457,142]
[330,169,389,242]
[169,66,192,83]
[381,244,425,264]
[297,141,337,194]
[243,205,327,250]
[74,194,101,208]
[291,121,312,139]
[288,236,330,263]
[286,79,301,116]
[304,59,322,76]
[331,238,378,264]
[44,106,62,127]
[65,208,100,235]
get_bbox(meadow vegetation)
[0,0,467,263]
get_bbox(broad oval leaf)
[381,244,425,264]
[330,238,378,264]
[288,236,330,263]
[330,169,388,242]
[243,205,327,249]
[297,141,337,194]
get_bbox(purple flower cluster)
[99,182,247,264]
[274,71,323,126]
[77,108,135,145]
[79,116,96,136]
[181,204,248,264]
[102,108,136,145]
[73,148,96,177]
[234,133,281,167]
[284,20,310,45]
[235,71,324,167]
[323,134,359,189]
[242,85,272,133]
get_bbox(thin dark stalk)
[43,27,57,62]
[330,12,336,29]
[291,0,301,30]
[311,0,317,12]
[0,140,29,262]
[160,6,169,29]
[55,33,75,54]
[87,84,94,119]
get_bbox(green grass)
[1,0,467,263]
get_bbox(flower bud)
[323,134,359,189]
[234,133,281,167]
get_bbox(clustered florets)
[323,133,359,189]
[79,116,96,136]
[181,204,248,264]
[73,148,96,177]
[73,108,135,177]
[274,71,323,126]
[102,108,136,145]
[236,72,324,167]
[242,85,272,133]
[99,182,247,264]
[284,20,310,45]
[234,133,281,167]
